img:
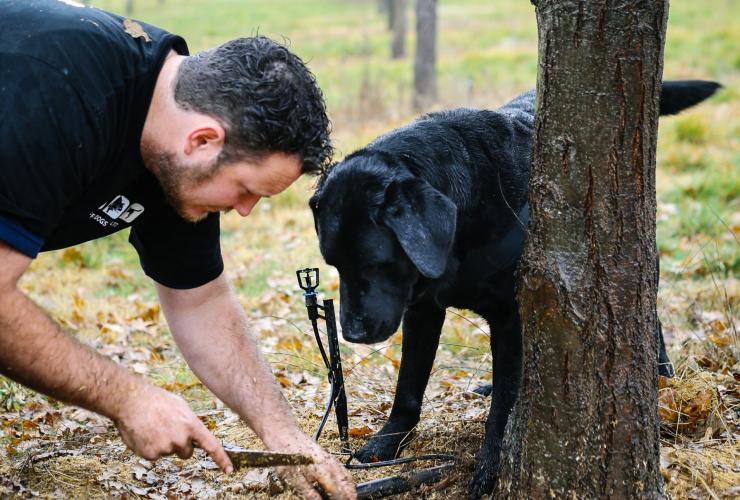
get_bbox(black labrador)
[310,80,720,498]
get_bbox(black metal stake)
[323,298,351,453]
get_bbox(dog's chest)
[422,260,517,315]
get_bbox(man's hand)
[114,384,233,473]
[156,276,355,497]
[270,433,356,500]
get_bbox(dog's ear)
[381,178,456,279]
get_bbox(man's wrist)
[98,372,151,422]
[261,424,312,451]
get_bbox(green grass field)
[1,0,738,497]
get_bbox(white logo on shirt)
[95,195,145,227]
[100,195,130,219]
[119,203,145,223]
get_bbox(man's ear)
[184,124,225,156]
[381,178,456,279]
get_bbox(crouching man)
[0,1,354,498]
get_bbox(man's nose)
[235,195,261,217]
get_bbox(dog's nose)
[340,307,398,344]
[341,325,371,343]
[341,319,396,344]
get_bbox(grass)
[2,0,738,497]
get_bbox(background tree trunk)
[390,0,407,59]
[378,0,393,28]
[413,0,437,111]
[125,0,134,16]
[493,0,668,498]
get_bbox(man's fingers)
[309,463,339,498]
[191,421,233,473]
[282,470,322,500]
[174,439,195,460]
[310,459,356,500]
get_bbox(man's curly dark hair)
[173,36,333,174]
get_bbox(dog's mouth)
[339,311,401,345]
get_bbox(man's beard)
[141,142,221,223]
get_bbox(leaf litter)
[1,208,737,498]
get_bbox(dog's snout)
[342,328,371,343]
[340,313,375,343]
[340,309,397,344]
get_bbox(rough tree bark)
[391,0,407,59]
[493,0,668,498]
[413,0,437,111]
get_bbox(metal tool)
[224,444,313,470]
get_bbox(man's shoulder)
[0,0,187,84]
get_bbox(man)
[0,1,355,498]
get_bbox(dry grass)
[1,197,737,498]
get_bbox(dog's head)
[310,152,457,344]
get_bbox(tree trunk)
[391,0,407,59]
[413,0,437,111]
[493,0,668,498]
[125,0,134,16]
[378,0,393,28]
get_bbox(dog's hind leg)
[469,304,523,499]
[354,303,445,463]
[655,252,674,377]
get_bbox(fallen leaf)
[123,19,151,42]
[348,425,373,438]
[62,247,85,266]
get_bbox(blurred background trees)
[413,0,437,111]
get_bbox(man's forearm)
[158,277,303,448]
[0,287,144,420]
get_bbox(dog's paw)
[472,383,493,396]
[468,456,498,499]
[659,360,674,378]
[353,426,414,463]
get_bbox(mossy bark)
[494,1,668,498]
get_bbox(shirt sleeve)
[129,209,224,290]
[0,214,45,257]
[0,55,99,255]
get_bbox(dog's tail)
[660,80,722,115]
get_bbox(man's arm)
[0,241,232,471]
[156,274,356,500]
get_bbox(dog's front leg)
[354,303,445,463]
[469,306,523,499]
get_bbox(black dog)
[310,80,719,498]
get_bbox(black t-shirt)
[0,0,223,289]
